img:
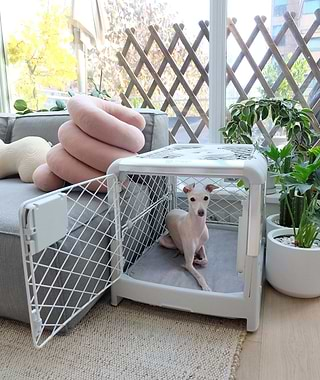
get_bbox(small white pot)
[266,213,280,235]
[266,228,320,298]
[266,171,277,195]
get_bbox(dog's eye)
[190,197,195,202]
[204,196,209,201]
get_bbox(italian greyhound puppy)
[159,183,217,291]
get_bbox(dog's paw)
[193,257,208,266]
[202,285,211,292]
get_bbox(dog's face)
[183,183,218,217]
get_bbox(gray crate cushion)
[10,108,168,153]
[127,227,244,293]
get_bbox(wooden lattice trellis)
[117,10,320,144]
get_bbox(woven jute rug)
[0,300,246,380]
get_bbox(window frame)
[0,12,9,113]
[209,0,227,143]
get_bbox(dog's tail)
[159,234,177,249]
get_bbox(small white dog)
[159,183,217,291]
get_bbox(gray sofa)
[0,109,168,332]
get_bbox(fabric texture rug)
[0,299,246,380]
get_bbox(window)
[302,0,320,14]
[1,0,77,112]
[308,37,320,51]
[272,25,282,36]
[273,0,287,16]
[272,25,286,45]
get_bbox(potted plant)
[266,146,320,297]
[220,98,316,194]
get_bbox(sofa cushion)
[0,114,15,143]
[11,112,70,145]
[10,108,168,153]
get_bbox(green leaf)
[261,106,269,120]
[22,109,33,114]
[241,134,252,144]
[237,179,245,188]
[55,100,66,110]
[248,112,256,127]
[242,106,251,116]
[14,99,28,112]
[239,120,247,132]
[309,146,320,157]
[264,144,280,162]
[280,144,293,160]
[301,108,313,114]
[245,100,256,107]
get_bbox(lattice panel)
[118,10,320,144]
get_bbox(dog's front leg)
[182,244,211,291]
[193,246,208,266]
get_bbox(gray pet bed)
[127,227,244,293]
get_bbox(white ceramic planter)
[266,213,280,235]
[266,172,276,195]
[266,228,320,298]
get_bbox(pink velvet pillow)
[33,95,146,192]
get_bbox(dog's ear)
[205,184,218,193]
[183,183,195,193]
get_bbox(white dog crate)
[108,144,267,332]
[20,144,266,348]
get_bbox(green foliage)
[260,56,309,98]
[267,144,320,247]
[295,196,320,248]
[7,3,77,110]
[13,99,66,114]
[221,98,316,152]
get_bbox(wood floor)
[237,284,320,380]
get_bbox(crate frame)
[108,144,267,331]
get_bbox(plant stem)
[285,192,296,238]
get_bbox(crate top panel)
[109,144,267,185]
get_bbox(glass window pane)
[227,0,318,146]
[87,0,210,144]
[2,0,76,112]
[274,0,287,5]
[302,0,320,14]
[273,4,287,16]
[308,37,320,51]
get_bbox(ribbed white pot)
[266,228,320,298]
[266,213,280,235]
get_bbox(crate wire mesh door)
[19,174,124,348]
[109,144,267,331]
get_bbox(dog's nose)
[198,209,205,217]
